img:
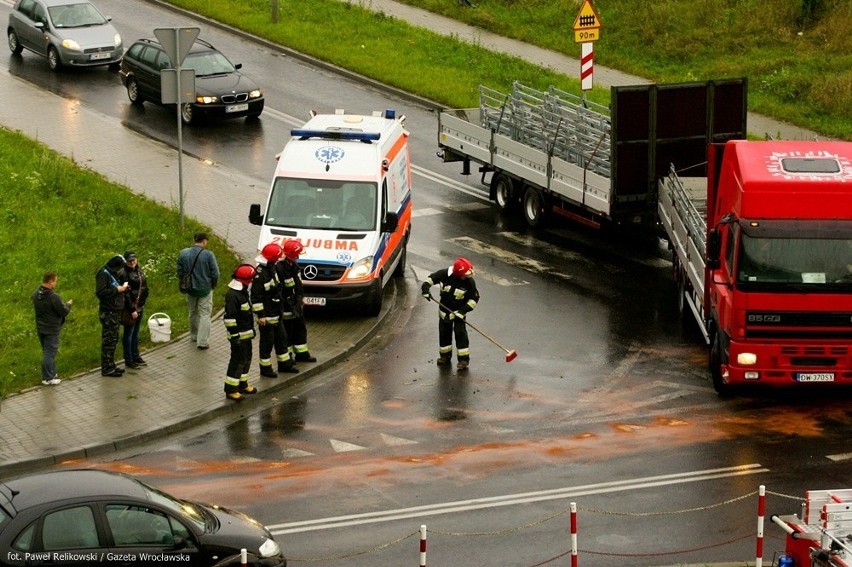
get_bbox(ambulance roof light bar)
[290,130,381,143]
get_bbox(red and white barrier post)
[756,485,766,567]
[419,524,427,567]
[571,502,578,567]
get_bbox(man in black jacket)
[32,272,73,385]
[96,255,130,377]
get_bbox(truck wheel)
[709,331,731,396]
[522,186,547,228]
[493,174,516,211]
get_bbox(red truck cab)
[705,140,852,392]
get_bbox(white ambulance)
[249,109,412,316]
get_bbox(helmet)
[232,264,256,285]
[452,257,474,278]
[260,243,283,263]
[282,240,305,261]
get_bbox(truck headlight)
[737,352,757,366]
[259,537,280,557]
[346,256,374,280]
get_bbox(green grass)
[162,0,851,139]
[0,128,238,397]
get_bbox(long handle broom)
[428,296,518,362]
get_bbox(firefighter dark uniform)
[421,257,480,369]
[251,244,297,377]
[95,255,129,377]
[224,264,258,401]
[276,240,316,364]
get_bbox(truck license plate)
[225,103,249,113]
[797,372,835,382]
[303,297,326,306]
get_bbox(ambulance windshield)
[736,220,852,290]
[266,177,377,231]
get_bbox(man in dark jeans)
[96,255,129,377]
[31,272,73,385]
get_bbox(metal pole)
[271,0,279,23]
[175,36,185,229]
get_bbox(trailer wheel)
[709,330,731,396]
[522,186,547,228]
[493,174,516,211]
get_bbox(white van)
[249,109,412,315]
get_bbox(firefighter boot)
[295,351,317,363]
[226,391,244,401]
[259,365,278,378]
[278,362,300,374]
[457,359,470,370]
[239,382,258,394]
[436,356,451,365]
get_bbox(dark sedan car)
[119,37,264,125]
[0,469,286,566]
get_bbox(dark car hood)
[195,73,259,97]
[197,502,274,552]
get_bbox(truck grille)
[745,311,852,340]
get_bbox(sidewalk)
[0,72,401,477]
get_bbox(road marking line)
[330,439,367,452]
[412,207,444,217]
[268,464,768,534]
[281,448,314,458]
[381,433,419,446]
[826,452,852,462]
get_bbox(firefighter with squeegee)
[421,258,481,370]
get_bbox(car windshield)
[265,177,377,231]
[137,479,214,533]
[736,231,852,289]
[184,51,236,76]
[49,3,107,28]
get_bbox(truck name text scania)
[250,109,412,316]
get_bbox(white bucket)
[147,312,172,343]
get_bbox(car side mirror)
[249,203,263,226]
[235,63,242,70]
[706,228,721,270]
[382,212,399,233]
[34,22,45,30]
[172,536,188,550]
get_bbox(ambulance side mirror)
[382,212,399,233]
[249,204,263,226]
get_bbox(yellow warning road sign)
[572,0,601,42]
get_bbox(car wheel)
[365,278,383,317]
[47,46,61,71]
[126,78,145,105]
[181,103,195,125]
[393,240,407,278]
[8,30,23,55]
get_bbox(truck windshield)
[737,232,852,289]
[265,177,377,231]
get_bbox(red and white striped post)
[756,485,766,567]
[580,43,594,91]
[419,524,427,567]
[570,502,579,567]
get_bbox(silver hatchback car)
[7,0,122,71]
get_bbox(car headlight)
[196,96,218,104]
[114,34,122,47]
[61,39,81,51]
[249,89,263,99]
[737,352,757,366]
[346,256,374,280]
[259,537,280,558]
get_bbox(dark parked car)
[7,0,123,71]
[119,37,264,125]
[0,469,286,566]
